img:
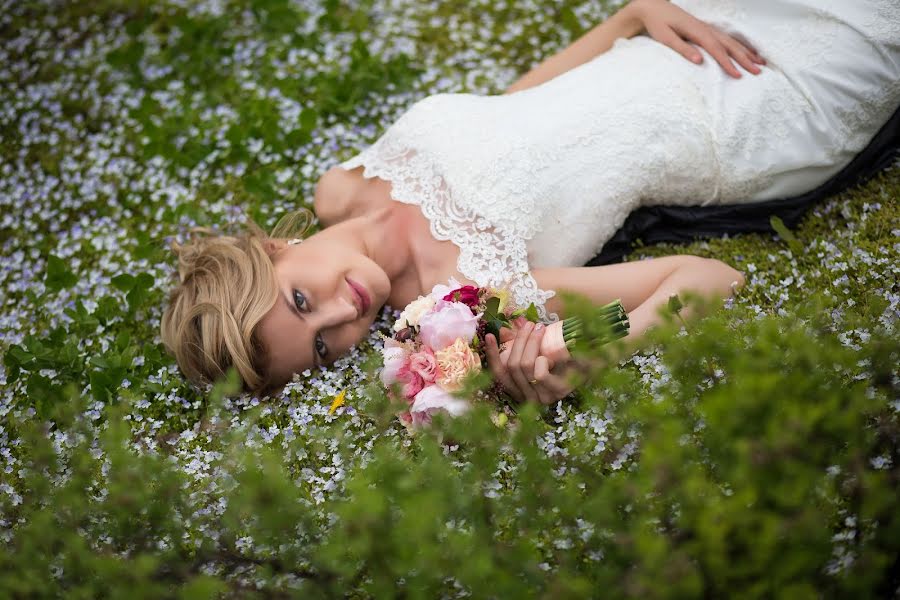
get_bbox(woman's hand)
[484,320,579,406]
[628,0,766,78]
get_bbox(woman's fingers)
[533,356,570,405]
[498,326,516,345]
[730,36,766,64]
[485,333,520,399]
[486,329,577,406]
[715,31,762,74]
[521,323,546,403]
[637,1,765,78]
[648,23,703,64]
[674,21,754,78]
[544,357,583,402]
[508,322,543,404]
[698,36,741,77]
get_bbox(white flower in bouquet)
[392,294,436,332]
[380,338,409,386]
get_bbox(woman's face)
[256,230,391,385]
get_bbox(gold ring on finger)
[529,379,537,385]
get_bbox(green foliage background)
[0,0,897,597]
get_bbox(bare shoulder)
[313,165,365,226]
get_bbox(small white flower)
[870,455,892,470]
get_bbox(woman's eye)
[295,289,328,361]
[293,289,308,312]
[315,334,328,360]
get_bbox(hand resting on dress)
[504,0,766,94]
[628,0,766,78]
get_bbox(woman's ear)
[261,238,287,258]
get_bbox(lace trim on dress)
[340,135,559,323]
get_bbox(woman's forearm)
[618,261,742,347]
[579,265,742,374]
[532,257,745,372]
[504,3,644,94]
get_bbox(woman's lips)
[346,277,371,316]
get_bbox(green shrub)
[2,293,897,598]
[1,0,898,597]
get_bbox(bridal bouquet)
[379,278,630,431]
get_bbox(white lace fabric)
[341,134,560,322]
[338,0,900,323]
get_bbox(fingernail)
[535,323,543,331]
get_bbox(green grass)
[0,0,897,595]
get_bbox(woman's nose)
[321,296,358,327]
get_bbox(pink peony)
[396,362,425,400]
[408,346,440,385]
[435,338,482,391]
[411,408,440,429]
[417,301,481,351]
[443,285,480,308]
[380,338,409,387]
[409,384,470,428]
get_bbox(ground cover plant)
[1,0,898,597]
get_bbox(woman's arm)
[532,255,745,350]
[504,0,765,95]
[483,255,744,405]
[504,4,643,94]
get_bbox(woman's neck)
[326,202,425,309]
[330,174,470,310]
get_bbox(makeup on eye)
[292,289,329,364]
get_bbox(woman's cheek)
[332,324,365,360]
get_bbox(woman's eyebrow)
[280,290,318,368]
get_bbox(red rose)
[443,285,480,308]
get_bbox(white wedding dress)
[338,0,900,322]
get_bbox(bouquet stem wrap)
[499,300,630,364]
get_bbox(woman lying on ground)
[160,0,900,405]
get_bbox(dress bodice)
[337,0,900,322]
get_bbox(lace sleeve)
[340,135,560,323]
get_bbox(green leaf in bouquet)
[486,318,505,340]
[524,303,540,322]
[484,296,501,320]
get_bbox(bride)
[160,0,900,404]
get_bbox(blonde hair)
[159,208,314,397]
